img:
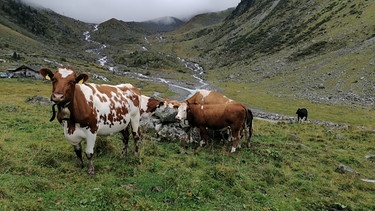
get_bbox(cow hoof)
[199,140,205,147]
[87,167,95,175]
[230,147,236,153]
[76,161,84,169]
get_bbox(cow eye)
[69,80,76,85]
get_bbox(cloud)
[21,0,241,23]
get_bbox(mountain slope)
[0,0,90,47]
[183,0,375,107]
[211,0,375,64]
[141,16,185,33]
[0,0,96,70]
[174,8,234,34]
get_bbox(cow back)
[187,89,232,104]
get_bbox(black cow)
[296,108,308,122]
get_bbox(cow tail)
[246,108,253,144]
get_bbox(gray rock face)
[140,106,233,145]
[25,95,53,106]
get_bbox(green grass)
[0,78,374,210]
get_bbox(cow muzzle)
[51,93,65,102]
[175,115,183,121]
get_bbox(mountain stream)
[83,25,208,100]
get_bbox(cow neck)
[58,101,71,109]
[57,102,72,122]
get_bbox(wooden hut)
[8,65,41,78]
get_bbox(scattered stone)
[335,134,345,140]
[365,154,375,163]
[365,154,375,159]
[91,73,109,81]
[25,95,53,106]
[336,163,360,174]
[154,106,179,123]
[151,186,163,192]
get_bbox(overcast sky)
[21,0,241,23]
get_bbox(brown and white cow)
[184,89,253,146]
[140,95,161,118]
[159,99,181,110]
[176,102,248,153]
[140,97,181,118]
[40,66,141,174]
[186,89,233,104]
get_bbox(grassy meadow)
[0,78,374,210]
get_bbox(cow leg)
[120,128,130,157]
[73,143,84,169]
[85,134,97,175]
[199,126,209,147]
[132,130,141,156]
[121,125,141,157]
[297,117,302,123]
[85,152,95,175]
[230,129,242,153]
[230,136,239,153]
[227,127,232,142]
[129,112,141,156]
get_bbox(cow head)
[40,67,88,105]
[175,102,188,121]
[158,99,181,110]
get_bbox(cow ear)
[40,68,54,81]
[76,73,89,84]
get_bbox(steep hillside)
[91,18,146,45]
[141,16,185,33]
[209,0,375,66]
[0,0,96,70]
[91,17,185,46]
[172,8,234,34]
[155,0,375,108]
[0,0,90,47]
